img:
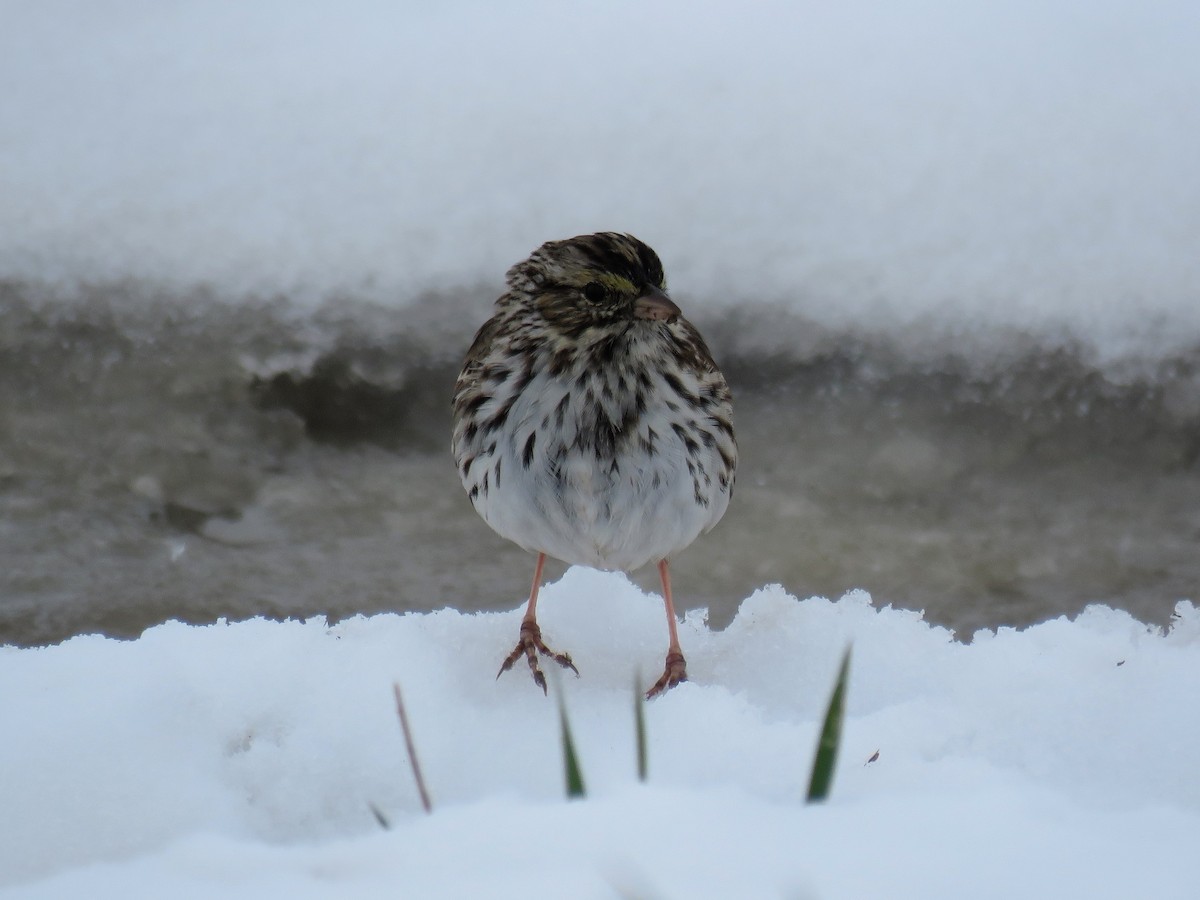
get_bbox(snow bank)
[3,1,1200,365]
[3,568,1199,897]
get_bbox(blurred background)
[2,0,1198,646]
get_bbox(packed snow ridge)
[3,569,1199,897]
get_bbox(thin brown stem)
[393,682,433,814]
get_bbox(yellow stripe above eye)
[591,273,638,295]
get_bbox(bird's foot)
[497,618,578,695]
[645,650,688,700]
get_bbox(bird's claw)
[645,650,688,700]
[497,619,578,695]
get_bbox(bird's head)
[503,232,681,336]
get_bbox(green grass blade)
[806,645,852,803]
[367,802,391,831]
[558,687,587,799]
[634,672,648,782]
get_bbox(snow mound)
[3,570,1199,897]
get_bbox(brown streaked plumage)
[452,232,736,698]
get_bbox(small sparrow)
[452,233,736,698]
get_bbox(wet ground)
[3,282,1198,646]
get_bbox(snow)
[4,568,1199,897]
[3,1,1200,366]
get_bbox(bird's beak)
[633,284,681,323]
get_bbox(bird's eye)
[582,281,606,303]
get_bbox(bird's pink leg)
[646,558,688,699]
[497,552,578,694]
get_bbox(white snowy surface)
[3,567,1199,898]
[3,1,1200,366]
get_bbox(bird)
[451,232,736,699]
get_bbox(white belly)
[461,369,732,572]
